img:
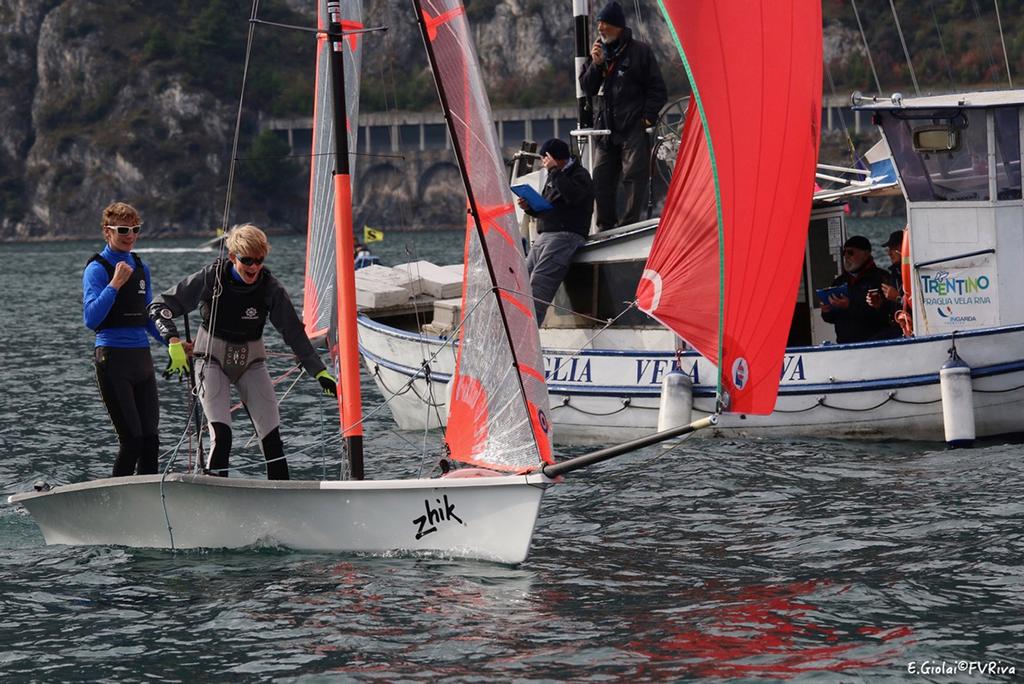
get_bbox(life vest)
[200,260,269,342]
[87,253,148,330]
[901,229,912,309]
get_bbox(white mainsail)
[415,0,553,472]
[303,0,363,346]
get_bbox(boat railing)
[915,248,996,269]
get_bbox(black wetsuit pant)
[94,347,160,476]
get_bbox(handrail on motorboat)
[915,248,996,269]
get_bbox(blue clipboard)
[815,282,849,304]
[511,184,554,213]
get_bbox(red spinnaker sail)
[637,0,822,414]
[415,0,552,471]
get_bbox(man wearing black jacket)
[579,0,667,231]
[821,235,895,343]
[517,138,595,324]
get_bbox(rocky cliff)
[1,0,692,240]
[0,1,890,241]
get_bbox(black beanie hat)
[843,235,872,252]
[884,230,904,249]
[538,138,570,161]
[597,1,626,28]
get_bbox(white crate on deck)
[354,264,413,309]
[393,261,463,299]
[440,263,465,283]
[421,298,463,337]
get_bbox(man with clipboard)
[820,235,893,343]
[514,137,595,324]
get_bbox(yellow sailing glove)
[164,341,190,379]
[316,370,338,397]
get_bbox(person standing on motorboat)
[867,229,908,337]
[83,201,165,477]
[148,224,337,480]
[821,235,895,343]
[517,138,595,324]
[579,0,667,231]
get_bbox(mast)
[573,0,592,130]
[326,0,364,479]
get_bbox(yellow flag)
[363,226,384,243]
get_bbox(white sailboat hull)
[9,473,551,564]
[359,317,1024,444]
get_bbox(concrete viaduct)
[264,96,868,229]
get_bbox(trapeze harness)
[192,260,271,383]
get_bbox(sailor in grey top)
[149,227,336,480]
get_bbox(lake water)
[1,223,1021,681]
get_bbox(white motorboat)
[357,81,1024,444]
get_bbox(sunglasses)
[107,224,142,235]
[236,255,265,266]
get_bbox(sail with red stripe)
[636,0,822,414]
[303,0,363,345]
[414,0,552,471]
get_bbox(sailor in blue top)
[83,202,164,476]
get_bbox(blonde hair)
[101,201,140,232]
[225,223,270,257]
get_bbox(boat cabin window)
[994,107,1022,200]
[913,125,959,152]
[880,110,989,202]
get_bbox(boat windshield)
[881,107,1022,202]
[994,107,1022,200]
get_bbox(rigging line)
[156,371,205,471]
[250,18,386,38]
[381,16,415,235]
[400,241,448,455]
[888,0,920,96]
[631,0,647,43]
[197,0,261,402]
[992,0,1013,87]
[319,388,327,480]
[219,0,260,253]
[927,0,956,90]
[156,396,209,549]
[550,396,633,417]
[973,382,1024,394]
[501,283,637,327]
[236,151,406,162]
[637,428,695,465]
[228,363,303,413]
[242,368,306,448]
[350,292,495,432]
[822,59,859,167]
[969,0,1000,85]
[501,286,641,357]
[849,0,882,94]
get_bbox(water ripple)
[1,240,1022,680]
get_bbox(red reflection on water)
[627,580,915,679]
